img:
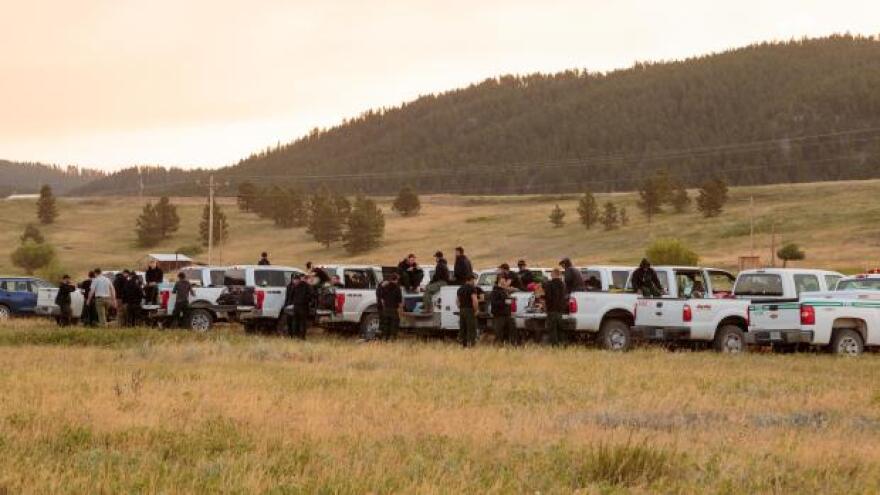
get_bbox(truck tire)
[598,319,632,352]
[0,304,10,320]
[186,309,213,332]
[830,329,864,356]
[713,325,747,354]
[360,312,380,339]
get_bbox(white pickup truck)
[834,273,880,291]
[635,268,842,352]
[225,265,305,332]
[515,265,635,349]
[35,281,85,321]
[313,265,386,337]
[791,290,880,355]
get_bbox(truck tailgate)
[748,299,801,332]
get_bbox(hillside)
[3,179,879,278]
[72,35,880,197]
[0,160,105,197]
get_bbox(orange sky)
[1,0,877,170]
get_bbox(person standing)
[284,273,312,339]
[144,260,164,304]
[544,268,568,346]
[113,271,128,326]
[79,271,96,326]
[517,259,536,288]
[170,272,193,328]
[258,252,271,265]
[631,258,663,297]
[457,274,480,347]
[490,275,518,345]
[376,273,403,341]
[123,272,144,327]
[496,263,523,291]
[397,254,424,293]
[453,246,473,285]
[422,251,449,313]
[560,258,586,294]
[55,274,77,327]
[86,268,116,327]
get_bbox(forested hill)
[0,160,105,197]
[73,35,880,196]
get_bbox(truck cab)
[834,273,880,291]
[224,265,305,332]
[1,277,54,319]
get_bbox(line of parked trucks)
[5,262,880,356]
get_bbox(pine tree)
[344,196,385,254]
[11,240,56,275]
[154,196,180,238]
[620,206,629,226]
[637,178,663,222]
[199,200,229,246]
[271,188,306,228]
[576,191,599,229]
[334,194,351,221]
[671,185,691,213]
[654,170,673,204]
[135,202,163,247]
[308,194,343,247]
[549,204,565,228]
[237,181,258,212]
[36,184,58,225]
[601,201,619,230]
[696,178,729,218]
[20,224,45,244]
[391,186,421,216]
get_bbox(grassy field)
[2,179,880,279]
[0,319,878,493]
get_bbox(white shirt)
[91,275,113,298]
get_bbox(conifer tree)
[199,200,229,246]
[155,196,180,238]
[671,185,691,213]
[696,178,729,218]
[601,201,619,230]
[36,184,58,225]
[549,204,565,228]
[637,178,663,223]
[11,241,56,275]
[135,202,162,247]
[620,206,629,226]
[391,186,421,216]
[20,224,45,244]
[344,196,385,254]
[334,194,352,221]
[308,194,342,247]
[237,181,258,212]
[576,191,599,229]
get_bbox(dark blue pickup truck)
[0,277,53,320]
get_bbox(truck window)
[735,274,783,296]
[824,275,842,290]
[675,271,707,298]
[793,274,820,295]
[254,270,289,287]
[581,270,602,291]
[343,269,375,289]
[14,281,31,293]
[478,271,497,287]
[182,269,202,286]
[223,270,247,286]
[708,271,735,296]
[0,281,7,291]
[836,278,880,290]
[611,271,629,290]
[626,272,669,294]
[210,270,225,287]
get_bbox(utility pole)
[208,175,215,265]
[770,222,776,268]
[749,196,754,256]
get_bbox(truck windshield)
[836,279,880,291]
[734,274,783,296]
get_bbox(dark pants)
[547,312,564,346]
[125,303,140,327]
[459,307,477,347]
[145,285,159,305]
[171,302,189,328]
[287,311,309,339]
[58,303,72,327]
[379,308,400,341]
[494,315,518,345]
[82,302,97,326]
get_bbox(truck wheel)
[831,329,863,356]
[360,312,380,338]
[0,305,10,321]
[187,309,213,332]
[598,319,632,352]
[713,325,747,354]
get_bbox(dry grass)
[2,179,879,278]
[1,319,879,493]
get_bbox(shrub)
[11,241,56,275]
[645,238,699,265]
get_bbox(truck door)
[11,280,38,314]
[253,270,291,318]
[737,273,798,332]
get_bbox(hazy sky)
[1,0,877,171]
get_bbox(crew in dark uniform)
[55,274,77,327]
[631,258,663,297]
[144,260,164,304]
[560,257,586,294]
[457,274,480,347]
[79,271,97,326]
[453,246,473,285]
[123,273,144,327]
[171,272,193,328]
[544,268,568,346]
[376,273,403,341]
[490,275,518,345]
[397,254,424,293]
[517,259,536,288]
[258,252,271,265]
[284,273,312,339]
